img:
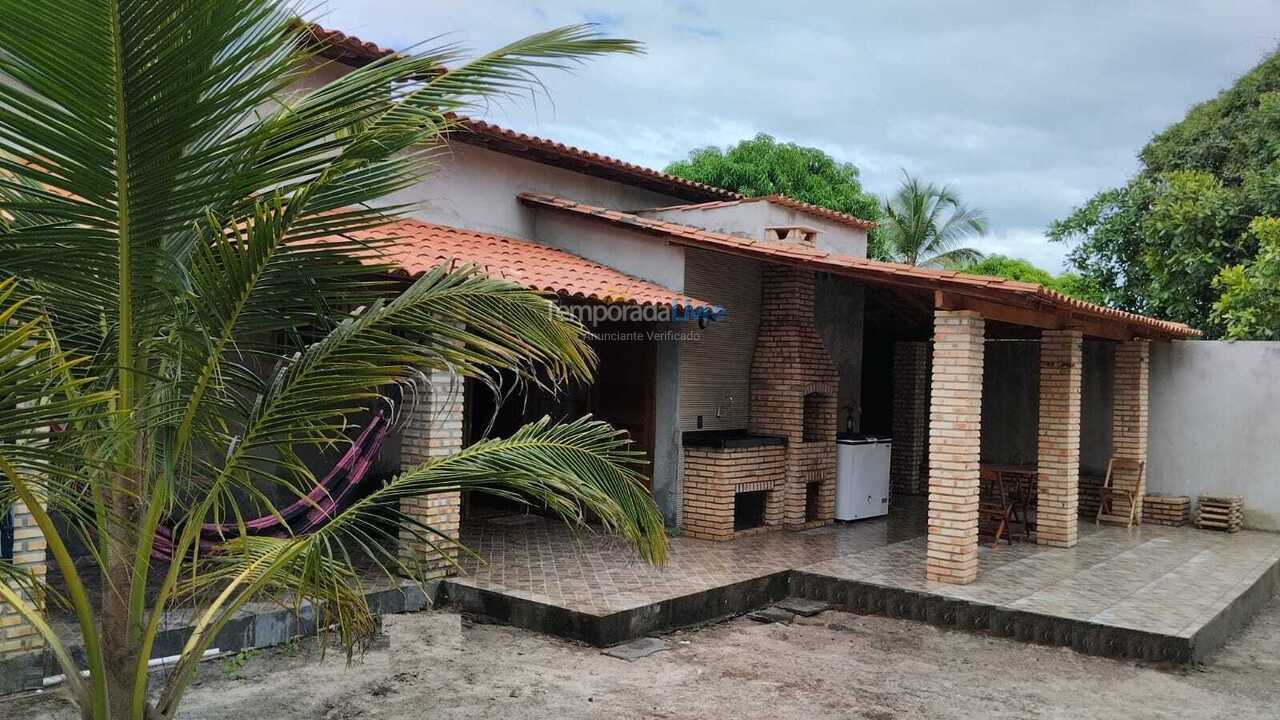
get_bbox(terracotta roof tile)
[642,195,877,231]
[343,218,716,311]
[300,22,399,67]
[446,116,741,203]
[518,192,1199,338]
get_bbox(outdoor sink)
[681,429,787,450]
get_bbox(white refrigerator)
[835,436,892,521]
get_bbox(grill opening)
[804,481,822,522]
[734,490,768,531]
[802,392,828,442]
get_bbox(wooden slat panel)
[679,248,762,430]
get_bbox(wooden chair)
[1096,458,1145,527]
[1003,469,1037,542]
[979,469,1013,547]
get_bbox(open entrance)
[462,315,659,520]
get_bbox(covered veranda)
[519,191,1201,586]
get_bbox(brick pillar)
[890,341,929,496]
[1036,328,1083,547]
[1,500,47,660]
[398,369,464,577]
[926,310,985,585]
[1112,339,1150,519]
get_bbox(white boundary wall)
[1148,341,1280,530]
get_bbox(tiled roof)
[448,116,741,203]
[345,218,716,311]
[301,23,399,66]
[643,196,877,231]
[517,193,1200,338]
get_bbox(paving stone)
[601,637,670,661]
[748,607,795,624]
[775,598,830,617]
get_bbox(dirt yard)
[9,595,1280,720]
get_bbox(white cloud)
[971,228,1073,274]
[316,0,1279,272]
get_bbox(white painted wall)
[389,142,682,241]
[638,201,868,258]
[1148,341,1280,530]
[532,210,686,291]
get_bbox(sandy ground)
[8,594,1280,720]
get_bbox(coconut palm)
[881,171,988,268]
[0,3,665,719]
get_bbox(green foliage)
[664,134,887,257]
[1050,47,1280,337]
[880,172,987,268]
[958,255,1089,298]
[0,5,662,719]
[1212,217,1280,339]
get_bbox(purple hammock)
[152,410,390,561]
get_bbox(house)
[273,27,1198,589]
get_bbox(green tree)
[959,255,1090,298]
[664,134,888,257]
[1050,47,1280,337]
[0,5,664,719]
[1212,217,1280,339]
[880,172,988,268]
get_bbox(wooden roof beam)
[934,290,1061,330]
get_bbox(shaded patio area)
[445,505,1280,662]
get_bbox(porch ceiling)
[517,192,1200,341]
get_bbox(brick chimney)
[748,264,839,528]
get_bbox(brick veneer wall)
[748,265,839,529]
[0,501,45,659]
[890,341,930,497]
[682,445,786,540]
[1112,339,1150,519]
[1037,329,1083,547]
[398,369,464,577]
[925,310,984,585]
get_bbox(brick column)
[1036,329,1083,547]
[1112,339,1150,519]
[0,501,47,661]
[890,341,929,496]
[926,310,984,585]
[398,369,464,577]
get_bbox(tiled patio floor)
[447,507,1280,658]
[454,508,925,616]
[801,522,1280,639]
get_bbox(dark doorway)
[461,313,660,518]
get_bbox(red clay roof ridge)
[637,195,877,231]
[298,22,400,66]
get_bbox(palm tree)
[881,171,988,268]
[0,4,664,719]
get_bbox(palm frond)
[882,170,988,267]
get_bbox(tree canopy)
[959,255,1090,298]
[665,134,888,257]
[1049,47,1280,338]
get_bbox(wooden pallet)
[1196,495,1243,533]
[1142,495,1190,527]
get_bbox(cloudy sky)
[319,1,1278,271]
